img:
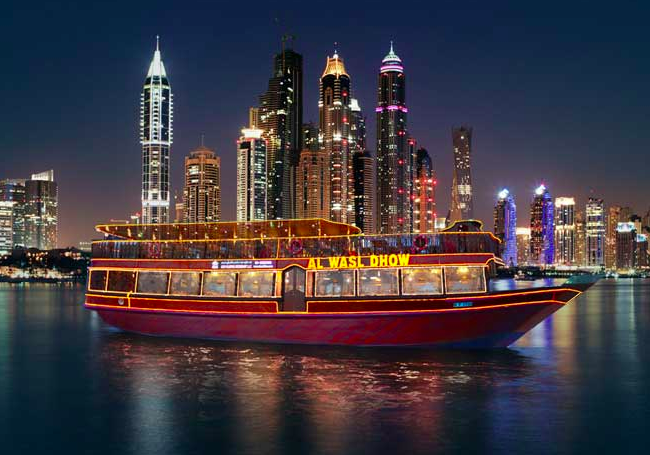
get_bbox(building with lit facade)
[237,128,267,222]
[450,126,474,222]
[575,210,586,267]
[616,222,636,270]
[412,148,436,234]
[349,98,374,233]
[494,189,517,267]
[24,170,58,250]
[0,179,26,248]
[0,201,13,254]
[257,45,303,220]
[554,197,575,266]
[376,43,410,233]
[296,148,329,220]
[606,206,632,269]
[636,234,649,268]
[183,145,221,223]
[516,227,531,266]
[585,197,605,267]
[302,122,319,153]
[140,37,173,224]
[530,185,554,266]
[319,50,352,223]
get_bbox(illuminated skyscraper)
[575,211,586,267]
[140,37,173,224]
[183,145,221,223]
[296,148,329,220]
[554,197,575,266]
[350,98,374,233]
[0,179,26,247]
[585,198,605,267]
[530,184,554,266]
[25,170,58,250]
[605,206,632,269]
[319,50,352,223]
[450,126,474,222]
[412,148,436,234]
[0,202,13,254]
[494,189,517,266]
[516,227,531,266]
[237,127,267,222]
[376,43,410,233]
[616,222,636,269]
[258,44,303,220]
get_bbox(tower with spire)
[319,48,352,223]
[376,42,410,234]
[140,36,173,224]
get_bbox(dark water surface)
[0,280,648,455]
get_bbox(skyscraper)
[0,202,13,254]
[236,127,267,222]
[319,50,351,223]
[585,198,605,267]
[605,205,632,269]
[494,189,517,266]
[376,43,410,233]
[258,44,303,220]
[450,126,474,222]
[24,170,58,250]
[0,179,26,247]
[140,37,173,224]
[352,150,375,233]
[183,145,221,223]
[516,227,531,266]
[296,148,329,220]
[530,184,554,266]
[575,210,586,267]
[554,197,576,266]
[412,148,436,234]
[616,222,636,270]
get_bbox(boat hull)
[92,300,563,348]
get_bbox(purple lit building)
[530,184,554,266]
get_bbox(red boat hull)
[93,300,563,348]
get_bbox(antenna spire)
[156,35,160,52]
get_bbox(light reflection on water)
[0,280,649,455]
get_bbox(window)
[358,269,399,296]
[402,267,443,295]
[170,272,201,296]
[89,270,107,291]
[136,271,169,294]
[315,270,355,297]
[444,266,486,294]
[238,271,275,297]
[203,272,237,297]
[107,270,136,292]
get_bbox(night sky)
[1,1,648,247]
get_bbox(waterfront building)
[0,201,13,254]
[141,37,173,224]
[0,179,26,247]
[494,189,517,267]
[606,206,633,268]
[516,227,531,266]
[24,170,58,250]
[237,127,267,222]
[575,211,586,267]
[257,44,303,219]
[530,185,554,266]
[296,148,329,220]
[183,145,221,223]
[636,234,649,268]
[412,148,436,234]
[352,150,375,234]
[616,222,636,269]
[450,126,474,222]
[585,198,605,267]
[319,49,352,223]
[554,197,576,266]
[376,43,410,233]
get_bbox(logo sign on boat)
[307,254,410,269]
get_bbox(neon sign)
[307,254,410,270]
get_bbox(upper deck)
[92,219,501,261]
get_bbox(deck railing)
[92,233,500,260]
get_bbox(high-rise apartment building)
[376,43,410,233]
[450,126,474,222]
[554,197,576,266]
[494,189,517,266]
[0,179,26,248]
[24,170,58,250]
[0,201,13,254]
[606,206,632,269]
[516,227,531,266]
[575,210,586,267]
[585,198,605,267]
[530,184,554,266]
[412,148,436,234]
[140,37,173,224]
[183,145,221,223]
[352,150,375,234]
[296,148,329,220]
[616,222,636,270]
[236,127,267,222]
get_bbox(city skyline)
[1,2,648,246]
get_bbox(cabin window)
[170,272,201,296]
[136,271,169,294]
[315,270,355,297]
[444,266,486,294]
[358,269,399,296]
[238,271,275,297]
[107,270,136,292]
[401,267,443,295]
[203,272,237,297]
[88,270,107,291]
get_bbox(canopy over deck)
[96,218,362,241]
